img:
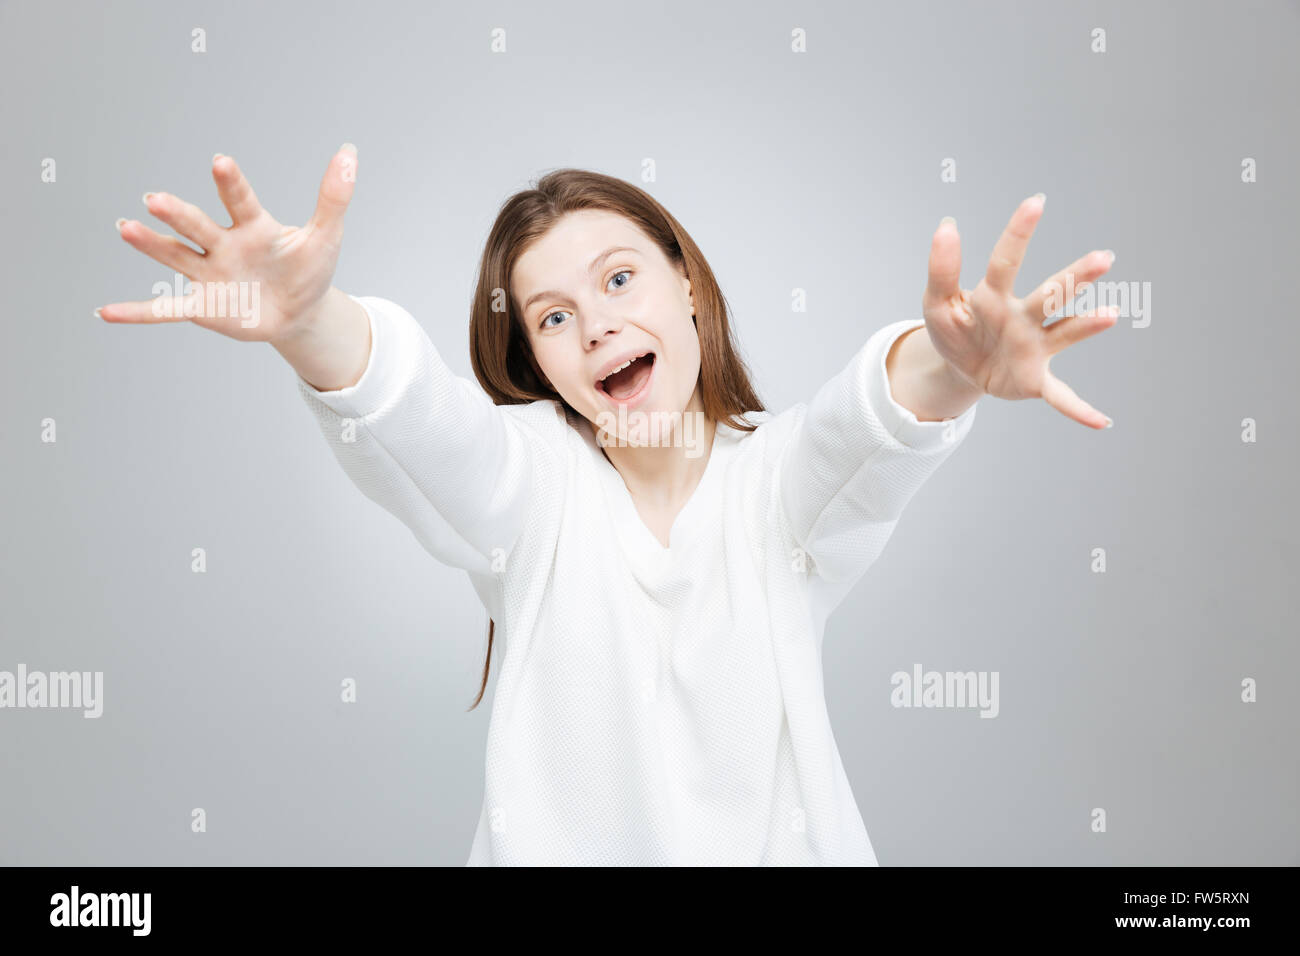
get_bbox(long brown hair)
[463,168,765,710]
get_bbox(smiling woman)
[469,172,762,434]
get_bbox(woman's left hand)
[922,195,1117,429]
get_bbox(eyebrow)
[521,245,641,316]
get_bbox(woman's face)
[512,209,701,443]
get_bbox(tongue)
[605,355,653,399]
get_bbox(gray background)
[1,0,1296,865]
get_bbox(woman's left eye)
[607,270,632,291]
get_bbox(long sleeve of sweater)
[778,319,977,589]
[294,295,549,578]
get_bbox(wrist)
[889,325,982,422]
[938,353,984,404]
[274,286,342,346]
[270,287,371,392]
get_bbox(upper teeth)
[602,356,641,381]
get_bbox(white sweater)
[296,295,977,866]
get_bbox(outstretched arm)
[777,318,977,591]
[296,294,550,577]
[98,147,549,578]
[779,194,1117,594]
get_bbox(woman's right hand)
[97,145,358,344]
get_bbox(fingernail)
[213,153,224,163]
[940,215,956,228]
[1104,417,1114,429]
[142,192,154,205]
[340,142,357,155]
[1032,192,1046,205]
[115,217,127,232]
[1105,249,1116,264]
[94,308,102,319]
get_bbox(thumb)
[1041,362,1111,430]
[310,143,358,240]
[923,216,961,308]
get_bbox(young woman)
[98,146,1117,865]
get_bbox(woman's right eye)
[540,310,569,329]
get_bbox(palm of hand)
[99,148,356,343]
[922,196,1117,429]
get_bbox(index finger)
[96,295,192,324]
[211,153,266,226]
[984,193,1045,296]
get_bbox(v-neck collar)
[579,414,729,565]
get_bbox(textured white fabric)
[296,295,978,866]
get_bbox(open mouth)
[596,352,656,402]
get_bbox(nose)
[582,302,624,349]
